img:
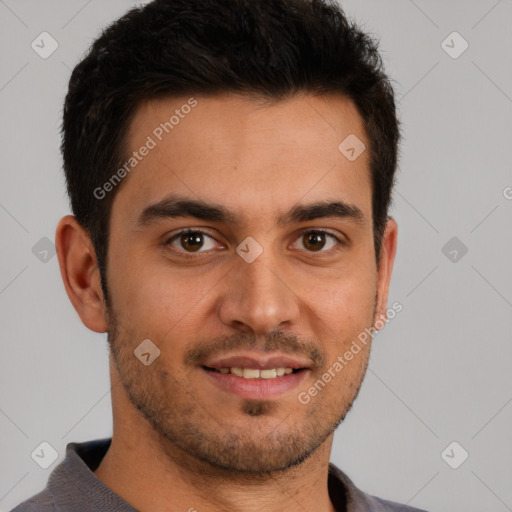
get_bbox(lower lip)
[202,368,309,400]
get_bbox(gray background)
[1,1,511,511]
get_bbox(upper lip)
[202,352,312,370]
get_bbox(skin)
[56,92,397,512]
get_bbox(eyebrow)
[136,194,365,228]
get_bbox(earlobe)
[374,217,398,327]
[55,215,108,333]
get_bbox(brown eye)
[180,232,205,252]
[166,229,219,255]
[291,229,343,254]
[303,231,327,251]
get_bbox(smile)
[202,366,309,400]
[204,366,298,379]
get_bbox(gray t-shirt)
[10,438,429,512]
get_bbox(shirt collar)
[49,438,380,512]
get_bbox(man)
[11,0,429,511]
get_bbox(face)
[102,92,395,473]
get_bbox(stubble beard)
[105,306,372,476]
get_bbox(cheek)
[109,258,218,341]
[305,267,377,354]
[310,266,377,320]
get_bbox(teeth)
[243,368,260,379]
[215,367,295,379]
[260,368,277,379]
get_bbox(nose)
[218,244,300,335]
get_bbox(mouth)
[202,366,303,379]
[200,354,311,400]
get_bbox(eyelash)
[164,228,345,259]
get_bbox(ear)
[55,215,108,333]
[373,217,398,328]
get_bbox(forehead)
[114,92,372,226]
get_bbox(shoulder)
[328,462,430,512]
[9,489,56,512]
[367,495,430,511]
